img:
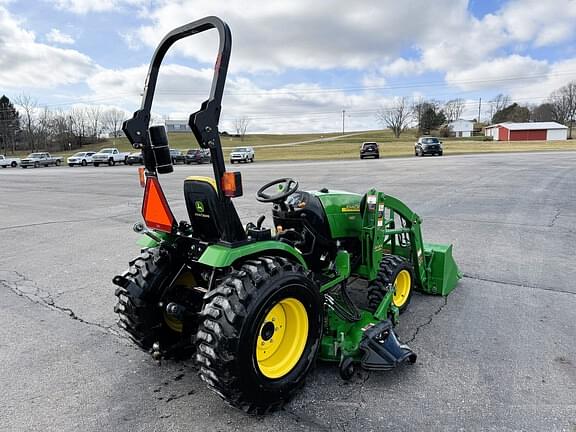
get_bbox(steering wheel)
[256,178,299,203]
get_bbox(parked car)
[185,148,211,164]
[92,148,131,166]
[0,155,20,168]
[67,151,96,167]
[359,142,379,159]
[229,146,254,163]
[126,152,143,165]
[170,149,187,164]
[415,137,443,156]
[20,152,63,168]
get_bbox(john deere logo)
[195,201,205,213]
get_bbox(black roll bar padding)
[122,16,231,199]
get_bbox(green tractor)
[113,16,461,414]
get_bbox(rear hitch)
[360,320,416,371]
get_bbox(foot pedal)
[360,320,416,371]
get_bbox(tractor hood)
[311,189,363,239]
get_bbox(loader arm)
[358,189,460,295]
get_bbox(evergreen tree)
[0,95,20,154]
[491,103,530,124]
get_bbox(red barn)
[484,122,568,141]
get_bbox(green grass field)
[17,129,576,161]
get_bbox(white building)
[448,119,474,137]
[164,119,190,133]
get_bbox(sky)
[1,0,576,133]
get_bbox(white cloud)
[128,0,470,73]
[380,58,425,77]
[445,55,550,91]
[46,28,75,44]
[86,63,394,133]
[0,6,96,88]
[50,0,145,14]
[497,0,576,47]
[508,58,576,101]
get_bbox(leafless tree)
[103,108,126,137]
[86,105,102,139]
[234,116,250,141]
[69,106,89,146]
[377,97,411,138]
[531,103,555,122]
[14,93,38,151]
[550,81,576,138]
[492,94,511,112]
[489,94,511,122]
[444,98,465,122]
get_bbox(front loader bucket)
[420,243,461,296]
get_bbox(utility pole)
[478,97,482,123]
[342,109,345,135]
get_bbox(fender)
[198,241,308,269]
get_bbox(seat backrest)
[184,176,246,242]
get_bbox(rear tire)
[11,161,17,167]
[113,248,195,359]
[367,255,414,314]
[55,160,61,166]
[196,257,323,414]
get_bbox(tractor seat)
[184,176,246,242]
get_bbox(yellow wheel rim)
[393,270,411,308]
[164,312,183,333]
[256,297,308,379]
[163,271,197,333]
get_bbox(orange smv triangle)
[142,176,175,233]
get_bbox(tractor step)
[359,320,416,371]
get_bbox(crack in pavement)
[404,296,448,344]
[0,270,125,339]
[548,208,561,227]
[283,408,332,431]
[0,211,137,232]
[463,273,575,296]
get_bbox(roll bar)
[122,16,231,199]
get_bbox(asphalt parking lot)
[1,152,575,431]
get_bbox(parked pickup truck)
[92,148,130,166]
[0,155,20,168]
[20,152,63,168]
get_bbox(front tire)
[196,257,323,414]
[367,255,414,314]
[108,158,115,166]
[94,163,99,167]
